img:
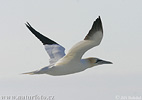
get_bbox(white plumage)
[23,16,112,76]
[44,44,65,64]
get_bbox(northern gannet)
[23,16,112,76]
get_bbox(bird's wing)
[66,16,103,60]
[25,22,65,64]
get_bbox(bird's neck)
[81,59,94,68]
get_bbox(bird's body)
[24,16,112,76]
[44,59,88,76]
[28,53,90,76]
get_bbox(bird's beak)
[98,60,112,64]
[101,60,113,64]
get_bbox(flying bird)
[23,16,112,76]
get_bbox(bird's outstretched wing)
[66,16,103,60]
[25,22,65,64]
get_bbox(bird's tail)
[22,71,38,75]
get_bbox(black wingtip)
[98,16,101,19]
[84,16,103,40]
[96,16,101,22]
[93,16,103,32]
[25,22,31,28]
[95,16,101,22]
[25,22,58,45]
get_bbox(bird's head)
[86,57,112,67]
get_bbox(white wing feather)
[26,16,102,65]
[25,22,66,65]
[44,44,65,64]
[65,16,103,61]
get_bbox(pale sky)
[0,0,142,100]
